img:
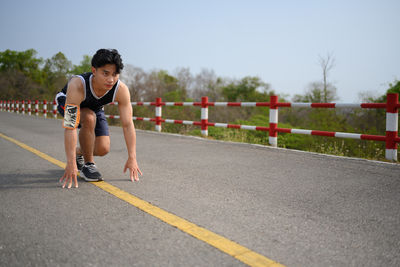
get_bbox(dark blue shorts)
[56,95,109,137]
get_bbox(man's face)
[92,64,119,90]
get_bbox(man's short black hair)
[91,49,124,74]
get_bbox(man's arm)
[115,82,142,181]
[59,78,84,188]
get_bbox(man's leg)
[76,137,110,157]
[92,109,110,157]
[79,108,97,163]
[77,108,110,162]
[78,108,106,182]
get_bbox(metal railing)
[2,93,399,161]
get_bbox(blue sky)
[0,0,399,102]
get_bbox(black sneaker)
[76,155,84,171]
[80,162,103,182]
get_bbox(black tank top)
[61,72,120,112]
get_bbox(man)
[56,49,142,188]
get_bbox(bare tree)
[174,67,193,99]
[192,69,225,101]
[293,53,338,103]
[319,52,335,102]
[120,64,148,101]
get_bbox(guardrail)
[106,94,399,161]
[0,100,57,118]
[1,93,399,161]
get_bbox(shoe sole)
[79,171,103,182]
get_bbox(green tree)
[222,76,272,102]
[0,49,42,74]
[156,70,188,101]
[71,55,92,74]
[42,52,71,96]
[0,49,44,83]
[0,49,44,99]
[43,52,71,74]
[374,80,400,102]
[351,80,400,135]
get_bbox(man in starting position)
[56,48,142,188]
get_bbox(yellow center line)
[0,132,285,267]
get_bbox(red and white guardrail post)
[201,96,209,136]
[28,100,32,115]
[385,93,398,161]
[21,100,25,114]
[53,100,57,118]
[43,100,47,118]
[269,95,278,147]
[35,100,39,116]
[155,97,162,132]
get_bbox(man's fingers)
[61,173,78,189]
[134,168,140,181]
[74,176,79,188]
[59,173,66,183]
[134,171,139,181]
[62,178,68,188]
[129,168,141,182]
[129,168,135,182]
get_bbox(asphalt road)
[1,111,399,267]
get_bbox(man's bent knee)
[80,108,96,128]
[94,136,110,156]
[95,145,110,156]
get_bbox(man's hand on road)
[123,157,142,182]
[60,162,78,188]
